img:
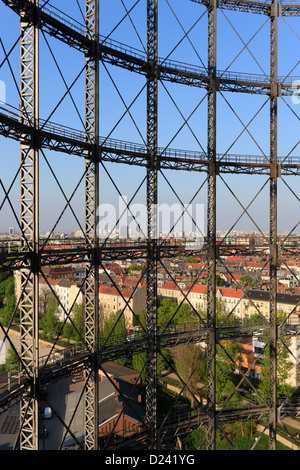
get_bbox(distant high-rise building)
[9,227,14,236]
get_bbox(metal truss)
[19,0,39,450]
[0,0,299,452]
[2,0,299,96]
[1,104,299,174]
[84,0,99,450]
[206,0,217,449]
[145,0,159,450]
[190,0,300,17]
[269,0,278,449]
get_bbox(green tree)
[215,340,241,403]
[128,265,143,273]
[182,429,206,450]
[5,346,20,372]
[198,298,226,324]
[132,352,146,382]
[72,303,84,341]
[239,275,257,286]
[157,299,197,327]
[0,276,14,304]
[62,320,75,341]
[136,300,198,330]
[133,309,146,329]
[40,311,61,341]
[258,332,294,399]
[171,343,204,407]
[203,274,225,286]
[132,351,166,383]
[62,303,84,342]
[47,292,59,316]
[0,272,10,285]
[103,310,126,338]
[39,292,60,341]
[1,295,16,326]
[0,277,16,326]
[185,257,198,264]
[0,346,20,373]
[101,310,127,365]
[3,276,14,298]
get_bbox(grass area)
[157,381,298,451]
[182,429,291,450]
[157,385,191,414]
[278,423,300,443]
[217,435,290,450]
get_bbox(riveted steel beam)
[269,0,278,450]
[84,0,100,451]
[19,0,40,451]
[206,0,218,451]
[145,0,159,451]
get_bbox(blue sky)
[0,0,299,235]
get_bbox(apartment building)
[189,284,207,312]
[158,279,300,322]
[158,282,244,317]
[99,285,146,327]
[242,289,300,320]
[14,271,83,322]
[158,281,186,304]
[217,287,244,316]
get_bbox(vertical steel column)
[19,0,39,451]
[206,0,217,451]
[146,0,158,450]
[269,0,278,450]
[84,0,100,450]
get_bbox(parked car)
[72,375,83,383]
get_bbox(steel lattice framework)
[0,0,300,452]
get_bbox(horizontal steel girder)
[1,0,299,95]
[1,320,300,410]
[0,104,299,175]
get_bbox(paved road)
[283,417,300,431]
[39,376,84,450]
[0,329,60,362]
[0,403,19,450]
[0,328,85,450]
[0,374,84,450]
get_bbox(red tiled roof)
[218,287,244,298]
[190,285,207,294]
[160,282,178,290]
[99,285,134,298]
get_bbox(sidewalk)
[282,417,300,431]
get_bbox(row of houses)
[13,268,300,327]
[158,281,300,321]
[14,267,146,327]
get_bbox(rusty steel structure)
[0,0,300,451]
